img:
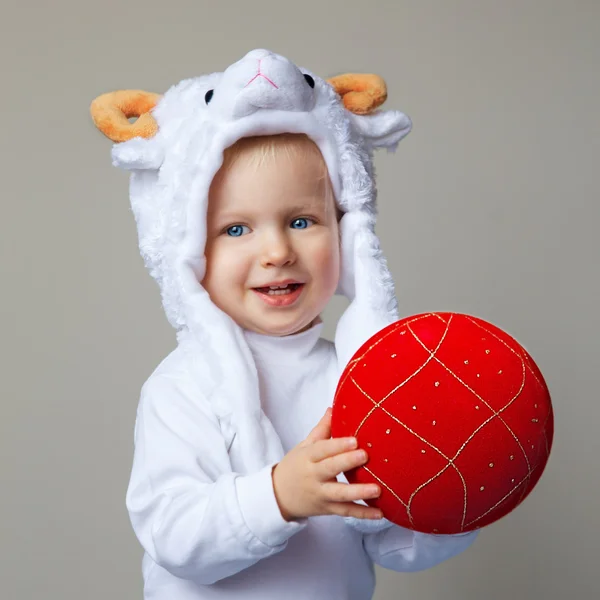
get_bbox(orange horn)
[327,74,387,115]
[90,90,161,142]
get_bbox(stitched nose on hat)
[229,52,316,119]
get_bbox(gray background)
[1,0,598,598]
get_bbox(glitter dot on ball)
[432,420,437,426]
[489,463,494,468]
[433,529,439,533]
[485,349,491,354]
[391,354,397,358]
[363,363,367,367]
[534,404,538,408]
[434,381,440,387]
[475,405,480,410]
[421,449,426,454]
[511,479,515,483]
[498,370,503,375]
[342,405,346,409]
[367,442,372,448]
[532,418,539,423]
[413,405,417,410]
[384,458,388,463]
[464,360,469,365]
[400,331,406,335]
[480,486,485,491]
[509,455,514,460]
[386,429,391,434]
[476,373,481,378]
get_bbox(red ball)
[331,312,553,534]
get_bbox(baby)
[91,50,478,600]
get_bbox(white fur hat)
[91,49,412,469]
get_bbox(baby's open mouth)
[254,283,303,296]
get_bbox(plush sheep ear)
[110,137,164,170]
[91,90,165,170]
[350,110,412,151]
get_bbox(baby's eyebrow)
[217,202,325,221]
[287,202,326,214]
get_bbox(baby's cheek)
[226,255,250,287]
[205,245,238,288]
[314,239,340,284]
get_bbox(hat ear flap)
[350,110,412,151]
[110,137,165,171]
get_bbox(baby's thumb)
[302,408,332,445]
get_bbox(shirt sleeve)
[341,477,480,571]
[126,374,306,585]
[362,525,479,572]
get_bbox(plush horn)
[90,90,162,142]
[327,74,387,115]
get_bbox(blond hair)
[221,133,343,222]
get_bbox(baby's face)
[203,146,340,336]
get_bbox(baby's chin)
[244,317,316,337]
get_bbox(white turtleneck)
[237,318,380,599]
[243,318,339,451]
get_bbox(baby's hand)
[272,408,383,522]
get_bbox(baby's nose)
[260,235,296,267]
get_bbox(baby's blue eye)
[291,218,314,229]
[226,225,249,237]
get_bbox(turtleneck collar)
[242,317,325,365]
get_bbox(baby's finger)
[327,501,384,521]
[316,447,368,477]
[308,437,358,462]
[321,481,381,503]
[302,408,332,446]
